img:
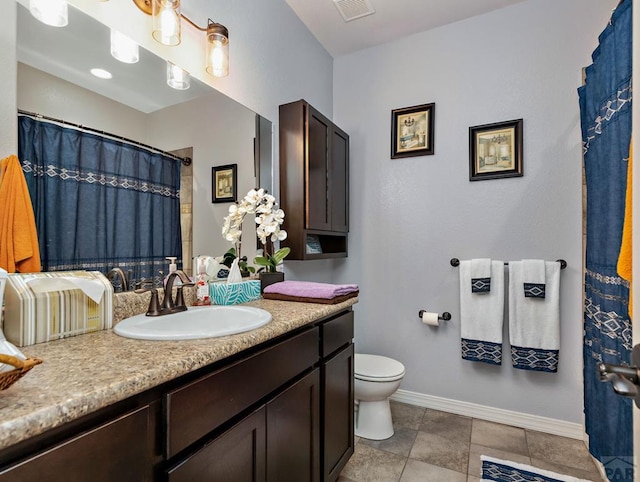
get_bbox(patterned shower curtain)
[18,115,182,287]
[578,0,632,471]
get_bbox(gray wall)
[331,0,618,424]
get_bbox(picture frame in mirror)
[212,164,238,203]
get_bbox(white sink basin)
[114,305,272,340]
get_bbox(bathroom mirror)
[15,1,271,277]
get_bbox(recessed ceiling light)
[90,68,113,79]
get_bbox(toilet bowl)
[354,354,405,440]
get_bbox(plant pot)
[259,271,285,294]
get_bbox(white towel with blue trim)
[522,259,546,298]
[460,259,504,365]
[471,258,492,293]
[509,260,561,373]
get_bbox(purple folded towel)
[263,280,359,299]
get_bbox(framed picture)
[212,164,237,203]
[391,103,435,158]
[469,119,523,181]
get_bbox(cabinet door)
[307,106,331,231]
[167,407,266,482]
[322,344,354,482]
[267,369,320,482]
[330,125,349,233]
[0,406,151,482]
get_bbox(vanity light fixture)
[166,62,190,90]
[110,29,140,64]
[29,0,68,27]
[133,0,230,78]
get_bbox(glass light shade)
[152,0,181,46]
[206,26,229,78]
[166,62,190,90]
[29,0,68,27]
[110,30,139,64]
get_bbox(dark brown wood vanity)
[0,305,355,482]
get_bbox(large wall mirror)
[15,0,272,280]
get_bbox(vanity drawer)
[321,311,353,358]
[165,327,319,458]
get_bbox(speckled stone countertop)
[0,298,357,451]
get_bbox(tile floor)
[338,401,605,482]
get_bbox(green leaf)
[253,256,270,267]
[272,247,291,264]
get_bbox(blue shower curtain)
[18,115,182,286]
[578,0,632,470]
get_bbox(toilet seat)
[354,354,405,382]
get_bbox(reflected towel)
[0,155,41,273]
[509,261,561,373]
[617,142,632,317]
[522,259,546,299]
[263,280,359,299]
[459,259,505,365]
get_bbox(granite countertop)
[0,298,357,451]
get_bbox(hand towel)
[522,259,546,298]
[509,260,561,373]
[263,280,359,299]
[617,141,633,317]
[460,259,504,365]
[0,155,41,273]
[470,258,492,293]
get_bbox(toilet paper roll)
[420,311,439,326]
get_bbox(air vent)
[332,0,375,22]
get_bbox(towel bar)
[449,258,567,269]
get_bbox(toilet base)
[355,398,394,440]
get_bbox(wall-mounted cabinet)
[279,100,349,260]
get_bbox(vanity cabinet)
[0,308,354,482]
[280,100,350,260]
[0,405,153,482]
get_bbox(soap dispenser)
[165,257,181,287]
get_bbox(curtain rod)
[18,109,192,166]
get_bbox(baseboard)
[390,389,585,440]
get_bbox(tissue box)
[3,271,114,347]
[210,280,260,305]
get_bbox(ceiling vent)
[332,0,375,22]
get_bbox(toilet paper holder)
[418,310,451,322]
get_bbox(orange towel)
[0,155,41,273]
[617,142,632,317]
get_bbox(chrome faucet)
[136,270,193,317]
[106,267,130,292]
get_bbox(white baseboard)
[390,389,585,440]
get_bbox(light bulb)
[206,27,229,78]
[152,0,181,46]
[110,30,139,64]
[29,0,68,27]
[167,62,190,90]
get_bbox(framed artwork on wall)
[391,103,435,158]
[212,164,237,203]
[469,119,523,181]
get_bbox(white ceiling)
[284,0,528,57]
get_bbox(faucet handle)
[133,287,163,316]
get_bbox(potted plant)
[222,188,289,292]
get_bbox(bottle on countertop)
[164,256,181,287]
[194,257,211,306]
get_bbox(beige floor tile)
[390,401,426,430]
[420,410,472,444]
[409,431,469,474]
[399,459,467,482]
[361,426,418,457]
[340,443,407,482]
[526,430,598,473]
[471,419,528,456]
[468,444,531,477]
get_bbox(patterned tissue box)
[210,280,261,305]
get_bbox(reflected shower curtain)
[18,116,182,286]
[578,0,632,469]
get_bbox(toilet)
[354,354,405,440]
